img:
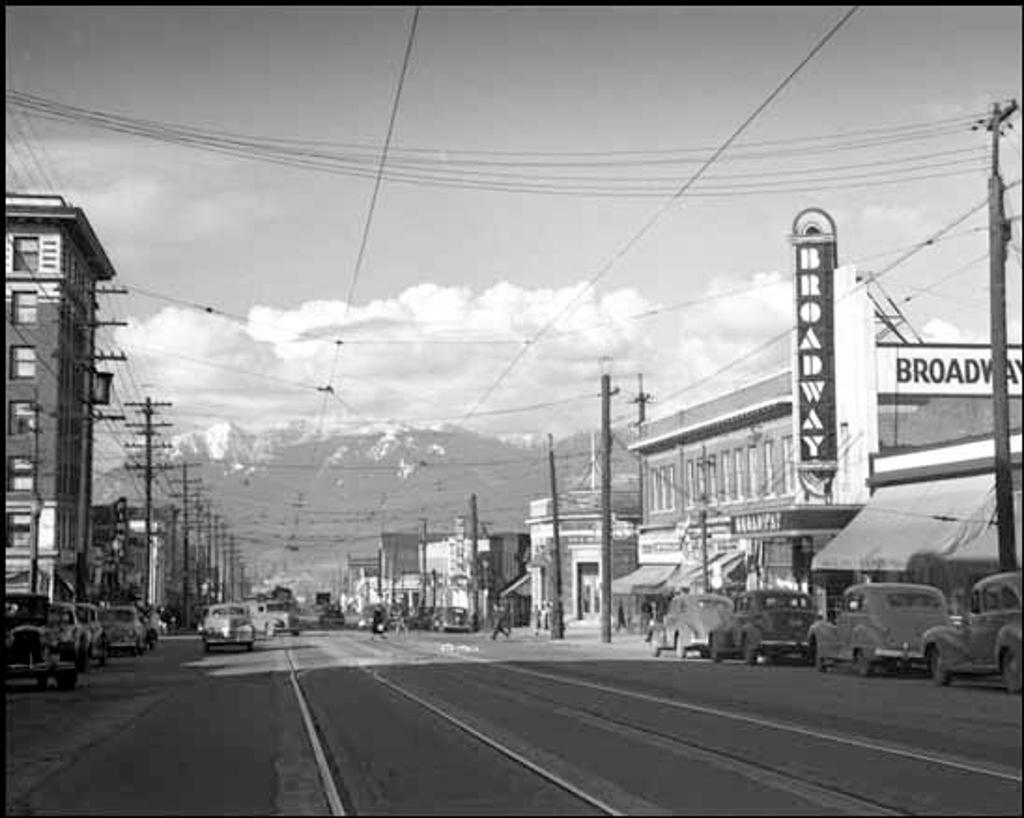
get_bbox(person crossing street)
[491,600,512,639]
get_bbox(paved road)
[6,629,1022,815]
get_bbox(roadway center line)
[454,655,1023,784]
[284,647,347,816]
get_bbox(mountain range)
[94,420,640,596]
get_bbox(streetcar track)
[365,667,627,815]
[430,663,907,816]
[434,647,1022,784]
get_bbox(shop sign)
[791,209,838,465]
[731,507,860,536]
[876,344,1023,397]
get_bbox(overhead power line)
[457,4,861,427]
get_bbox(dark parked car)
[5,593,79,690]
[709,590,817,665]
[409,607,436,630]
[923,571,1021,694]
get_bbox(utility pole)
[697,445,717,592]
[632,374,653,514]
[984,99,1019,571]
[419,517,428,611]
[125,397,172,606]
[470,493,479,630]
[601,373,618,644]
[547,433,565,640]
[171,462,202,628]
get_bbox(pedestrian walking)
[533,604,542,637]
[491,601,512,639]
[641,599,653,642]
[370,605,387,640]
[542,601,551,631]
[394,605,409,637]
[616,601,626,633]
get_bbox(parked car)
[202,604,255,652]
[318,604,346,628]
[4,593,79,690]
[75,602,109,668]
[435,606,471,632]
[653,593,734,659]
[708,590,816,665]
[409,607,436,631]
[923,570,1021,694]
[100,605,147,656]
[50,602,91,673]
[809,583,950,676]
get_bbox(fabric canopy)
[611,564,677,595]
[939,487,1023,564]
[811,473,994,573]
[499,573,532,598]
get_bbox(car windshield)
[885,591,944,610]
[696,598,731,611]
[210,606,248,617]
[5,597,48,623]
[266,603,290,612]
[761,595,811,609]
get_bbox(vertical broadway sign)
[792,209,838,468]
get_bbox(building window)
[9,401,37,435]
[735,448,746,498]
[663,464,676,511]
[782,436,795,494]
[10,346,36,379]
[12,236,40,273]
[764,439,775,496]
[11,291,38,325]
[8,456,34,492]
[721,450,733,501]
[685,459,695,508]
[6,512,32,548]
[649,464,677,513]
[707,456,718,503]
[748,445,759,497]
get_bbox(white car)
[202,604,256,653]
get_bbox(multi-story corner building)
[6,194,116,601]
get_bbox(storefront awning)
[811,473,994,573]
[611,564,677,595]
[499,573,532,598]
[938,487,1023,564]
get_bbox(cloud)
[114,281,662,438]
[919,318,988,344]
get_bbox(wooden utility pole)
[172,462,202,627]
[601,374,617,644]
[547,434,565,640]
[125,397,172,606]
[419,517,428,610]
[697,445,716,592]
[470,493,479,629]
[632,374,653,513]
[985,99,1019,571]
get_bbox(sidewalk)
[471,620,658,658]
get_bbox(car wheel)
[246,642,254,652]
[927,646,951,686]
[742,638,758,666]
[1000,647,1021,695]
[56,669,77,691]
[854,648,874,678]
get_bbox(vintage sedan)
[100,605,147,656]
[75,602,109,668]
[652,593,734,659]
[923,571,1021,694]
[435,606,471,633]
[708,590,816,665]
[809,583,950,676]
[5,594,79,690]
[50,602,91,673]
[202,604,255,652]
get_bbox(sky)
[6,5,1023,461]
